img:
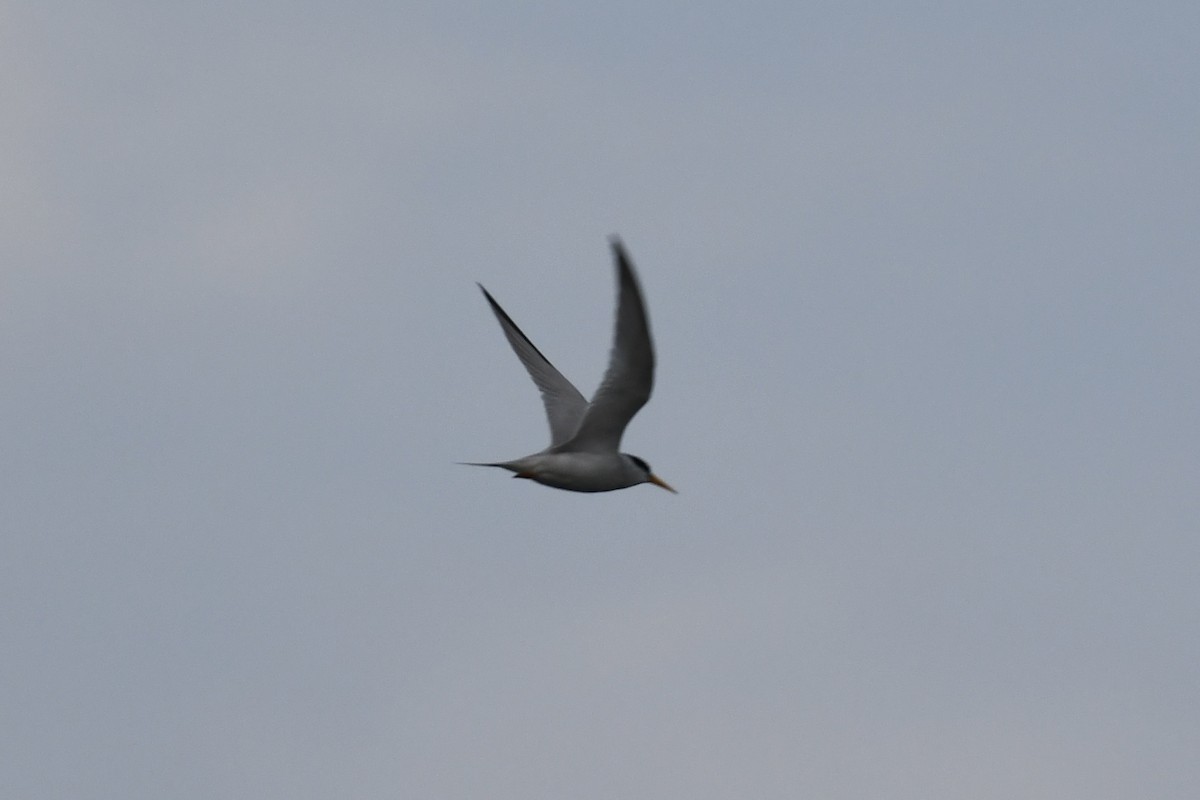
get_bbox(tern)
[465,237,675,494]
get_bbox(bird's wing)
[478,284,589,448]
[559,238,655,453]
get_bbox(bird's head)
[625,454,677,493]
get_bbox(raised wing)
[478,284,588,447]
[560,238,656,453]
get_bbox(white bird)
[464,237,675,494]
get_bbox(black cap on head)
[627,454,651,474]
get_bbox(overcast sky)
[3,2,1198,798]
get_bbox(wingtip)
[608,234,628,259]
[609,236,638,277]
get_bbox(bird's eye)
[628,455,651,473]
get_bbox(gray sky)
[4,2,1198,798]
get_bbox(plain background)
[4,2,1197,798]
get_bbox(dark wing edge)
[477,283,589,447]
[559,237,656,452]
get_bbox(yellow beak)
[647,474,677,494]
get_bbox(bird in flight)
[464,237,675,494]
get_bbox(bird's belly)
[523,453,635,493]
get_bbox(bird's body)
[471,452,655,493]
[465,238,675,494]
